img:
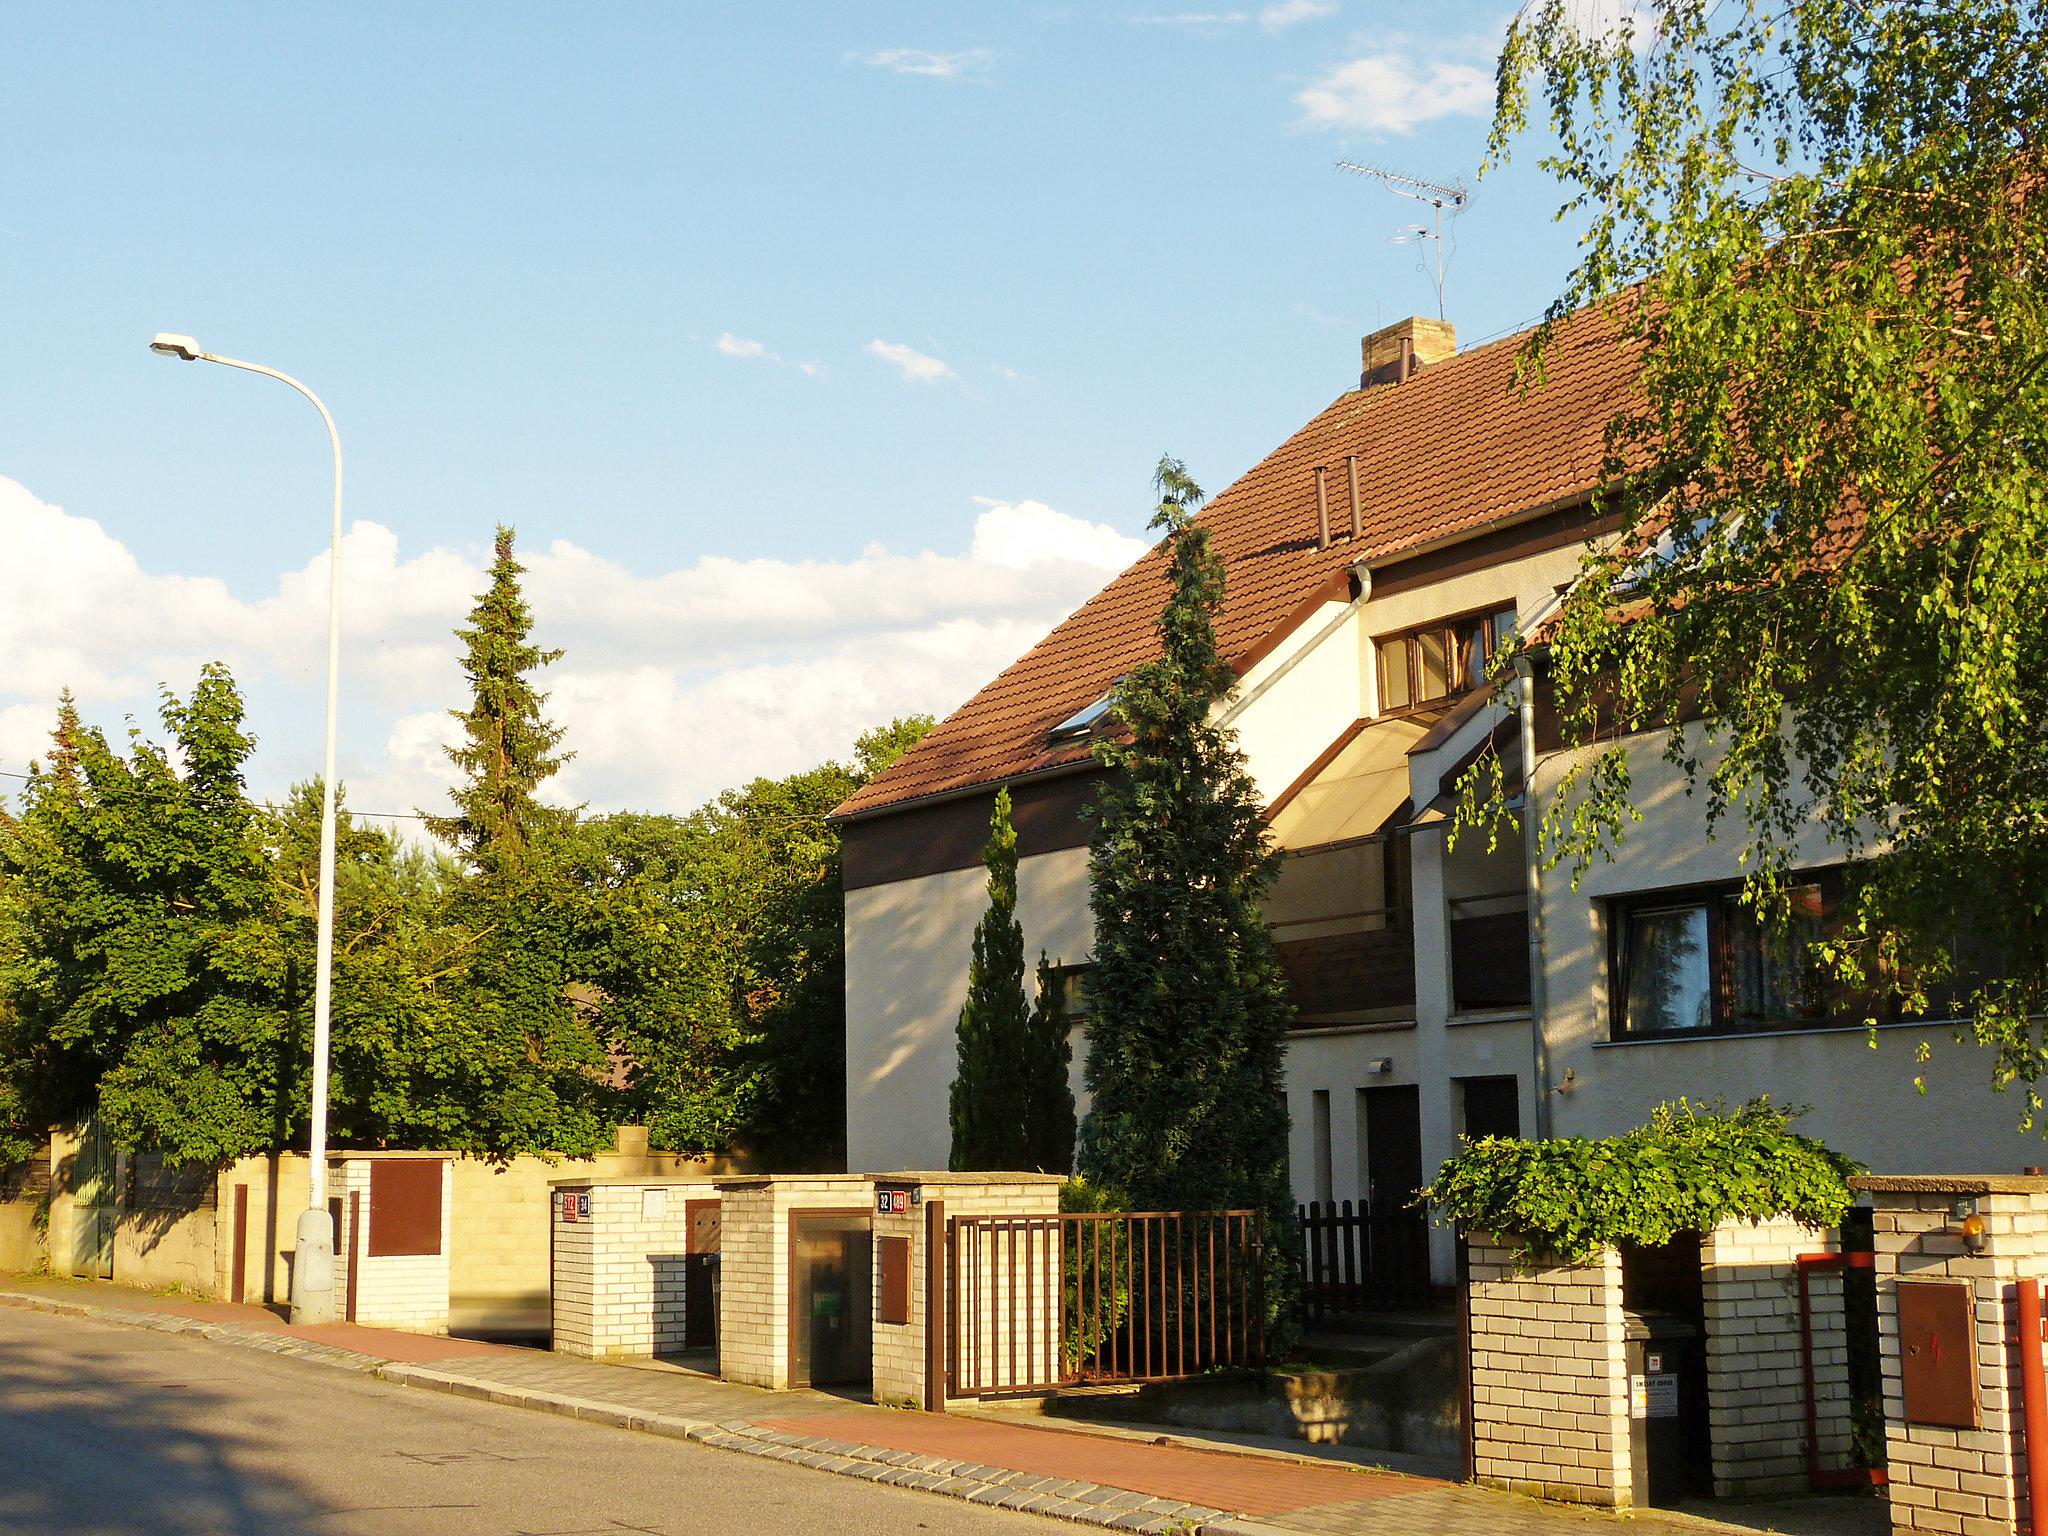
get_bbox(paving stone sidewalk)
[0,1277,1882,1536]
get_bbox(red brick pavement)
[757,1408,1428,1517]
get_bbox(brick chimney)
[1361,316,1457,388]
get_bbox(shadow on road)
[0,1321,367,1536]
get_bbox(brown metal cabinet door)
[1898,1281,1978,1428]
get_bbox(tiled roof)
[834,307,1637,822]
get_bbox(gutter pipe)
[1514,651,1555,1140]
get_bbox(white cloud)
[0,477,1147,827]
[866,339,957,385]
[850,47,997,80]
[1132,11,1249,28]
[714,332,823,379]
[714,331,781,363]
[1527,0,1659,51]
[1295,51,1496,134]
[1260,0,1337,29]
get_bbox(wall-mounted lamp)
[1364,1057,1393,1076]
[1948,1197,1989,1254]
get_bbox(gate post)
[925,1199,946,1412]
[867,1172,1063,1410]
[1856,1173,2048,1536]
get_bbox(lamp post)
[151,332,344,1325]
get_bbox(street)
[0,1309,1057,1536]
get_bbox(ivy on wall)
[1424,1099,1862,1265]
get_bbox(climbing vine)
[1424,1099,1861,1265]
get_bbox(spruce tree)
[950,789,1031,1170]
[422,525,576,871]
[1079,456,1296,1324]
[1021,951,1077,1176]
[421,526,615,1156]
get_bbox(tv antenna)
[1335,162,1469,320]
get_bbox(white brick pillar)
[1466,1233,1632,1506]
[548,1180,705,1360]
[1859,1175,2048,1536]
[868,1172,1064,1410]
[1700,1216,1846,1496]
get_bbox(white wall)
[844,846,1094,1174]
[1534,733,2046,1174]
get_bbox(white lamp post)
[151,332,344,1325]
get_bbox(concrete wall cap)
[1851,1174,2048,1195]
[872,1171,1066,1185]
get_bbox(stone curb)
[0,1290,1259,1532]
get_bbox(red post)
[2018,1278,2048,1535]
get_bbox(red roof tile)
[834,308,1638,821]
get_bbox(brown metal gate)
[947,1210,1264,1398]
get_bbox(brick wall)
[869,1175,1063,1410]
[1700,1217,1850,1496]
[549,1180,714,1360]
[333,1158,451,1333]
[1860,1176,2048,1536]
[716,1175,876,1390]
[1466,1234,1632,1507]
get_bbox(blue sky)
[0,2,1600,826]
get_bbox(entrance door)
[1361,1085,1428,1303]
[70,1119,115,1279]
[789,1211,872,1389]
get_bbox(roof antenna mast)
[1334,162,1469,320]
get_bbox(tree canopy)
[1484,0,2048,1116]
[0,514,931,1171]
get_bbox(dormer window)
[1377,604,1516,714]
[1048,684,1119,744]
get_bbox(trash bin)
[1624,1308,1710,1506]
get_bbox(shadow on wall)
[0,1322,334,1535]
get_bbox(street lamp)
[151,331,345,1326]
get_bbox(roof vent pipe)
[1314,467,1331,551]
[1347,455,1362,541]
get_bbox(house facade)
[830,313,2040,1286]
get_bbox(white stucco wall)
[1534,733,2044,1174]
[844,845,1094,1174]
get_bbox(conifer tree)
[1079,456,1296,1323]
[421,526,614,1156]
[423,525,575,871]
[1020,951,1076,1176]
[950,789,1031,1170]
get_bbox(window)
[1048,682,1121,743]
[1043,963,1093,1023]
[1376,604,1517,715]
[1610,881,1831,1038]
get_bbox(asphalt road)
[0,1307,1060,1536]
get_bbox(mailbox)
[1898,1281,1978,1428]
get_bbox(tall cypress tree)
[1079,456,1295,1324]
[950,789,1031,1170]
[1021,951,1077,1176]
[422,525,576,871]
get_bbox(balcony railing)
[1271,907,1416,1021]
